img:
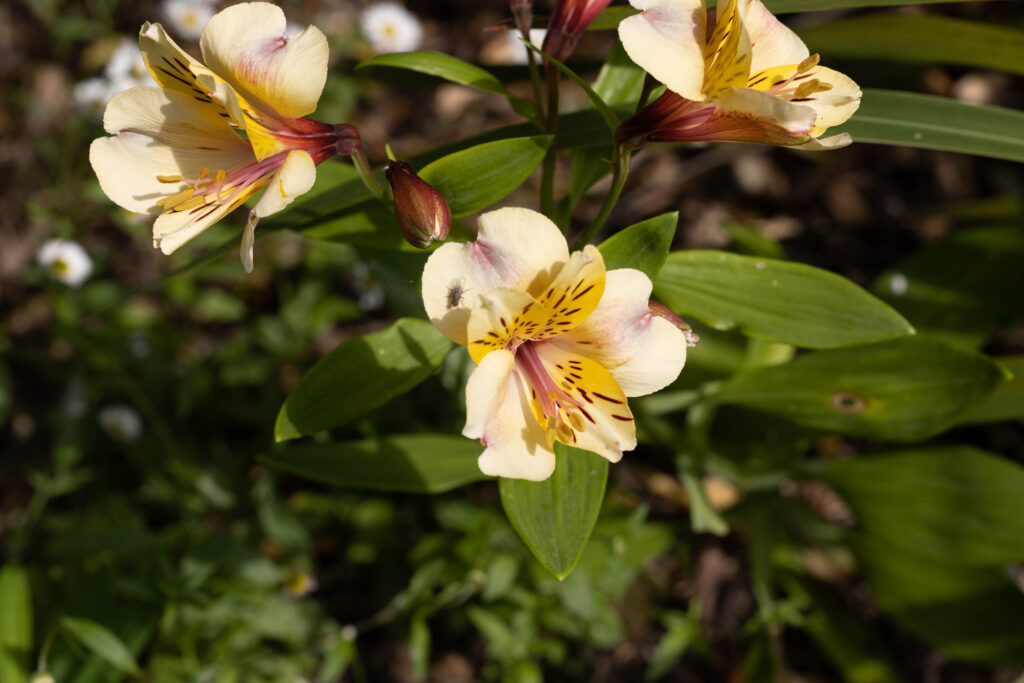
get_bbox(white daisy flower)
[73,77,112,119]
[163,0,217,42]
[104,37,149,83]
[99,404,143,442]
[37,239,93,287]
[360,2,423,53]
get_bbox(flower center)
[515,341,587,442]
[155,153,287,212]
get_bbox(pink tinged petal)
[740,0,809,76]
[421,207,569,345]
[200,2,329,119]
[619,0,707,101]
[466,350,557,482]
[532,343,636,463]
[691,86,818,145]
[253,150,316,218]
[89,87,252,214]
[552,268,687,397]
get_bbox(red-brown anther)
[385,161,451,249]
[541,0,612,62]
[649,301,700,347]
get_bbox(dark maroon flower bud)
[385,161,451,249]
[541,0,612,62]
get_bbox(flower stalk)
[574,143,631,248]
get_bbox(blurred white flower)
[63,381,88,419]
[30,673,56,683]
[504,28,546,65]
[37,239,93,287]
[360,2,422,53]
[104,37,148,83]
[99,404,143,442]
[73,77,112,118]
[163,0,217,41]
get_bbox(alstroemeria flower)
[422,208,689,481]
[617,0,861,149]
[90,2,358,271]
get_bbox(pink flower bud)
[542,0,612,61]
[385,161,451,249]
[649,301,700,347]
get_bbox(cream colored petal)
[789,132,852,150]
[253,150,316,217]
[139,20,248,127]
[200,2,329,119]
[467,354,556,482]
[619,0,707,101]
[551,268,687,397]
[421,207,569,345]
[153,197,241,254]
[740,0,808,75]
[90,87,251,214]
[533,344,636,463]
[800,66,862,135]
[464,349,515,440]
[711,86,817,143]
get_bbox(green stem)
[522,36,545,127]
[350,142,386,202]
[573,145,631,248]
[540,64,560,216]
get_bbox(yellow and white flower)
[617,0,861,149]
[422,208,689,481]
[99,404,143,442]
[89,2,358,271]
[38,239,93,287]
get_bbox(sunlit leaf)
[654,250,913,349]
[499,443,608,579]
[355,51,536,118]
[599,212,677,280]
[836,90,1024,163]
[799,14,1024,75]
[262,434,486,493]
[275,319,452,441]
[716,338,1006,440]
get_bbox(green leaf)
[261,434,487,493]
[716,338,1006,440]
[653,250,913,349]
[850,535,1024,666]
[355,51,536,119]
[275,319,452,441]
[0,564,31,683]
[419,136,551,217]
[959,355,1024,424]
[873,224,1024,349]
[599,213,677,280]
[646,610,701,681]
[799,14,1024,75]
[499,443,608,579]
[835,90,1024,163]
[60,616,140,676]
[817,446,1024,565]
